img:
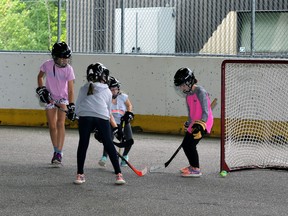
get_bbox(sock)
[55,147,62,155]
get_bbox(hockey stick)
[117,152,147,177]
[53,103,79,120]
[210,98,217,109]
[117,120,125,154]
[149,98,217,173]
[53,103,68,114]
[149,141,183,172]
[113,119,135,148]
[113,139,134,148]
[115,118,146,176]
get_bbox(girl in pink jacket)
[174,67,213,177]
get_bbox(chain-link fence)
[66,0,288,58]
[1,0,288,58]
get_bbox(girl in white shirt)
[74,63,126,185]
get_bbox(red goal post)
[221,59,288,172]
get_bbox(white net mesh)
[222,60,288,171]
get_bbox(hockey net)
[221,59,288,171]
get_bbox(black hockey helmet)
[174,67,197,87]
[108,76,121,89]
[51,42,72,59]
[86,62,110,84]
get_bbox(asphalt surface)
[1,126,287,216]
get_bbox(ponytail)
[87,82,94,95]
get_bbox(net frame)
[221,59,288,172]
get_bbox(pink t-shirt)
[186,89,214,134]
[40,59,75,100]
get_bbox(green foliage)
[0,0,66,51]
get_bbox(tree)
[0,0,66,51]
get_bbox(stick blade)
[137,167,148,177]
[149,164,165,173]
[131,166,147,177]
[117,152,146,177]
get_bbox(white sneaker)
[74,174,86,184]
[115,173,126,185]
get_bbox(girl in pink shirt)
[174,67,213,177]
[36,42,75,166]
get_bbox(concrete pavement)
[0,126,287,216]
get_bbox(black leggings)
[181,132,203,168]
[77,116,121,174]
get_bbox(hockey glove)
[113,127,123,141]
[191,120,206,140]
[36,86,52,104]
[66,103,76,121]
[121,111,134,124]
[94,129,103,143]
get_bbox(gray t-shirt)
[75,82,112,120]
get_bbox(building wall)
[66,0,288,53]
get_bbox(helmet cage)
[109,76,121,99]
[109,76,121,89]
[52,42,72,67]
[174,67,196,94]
